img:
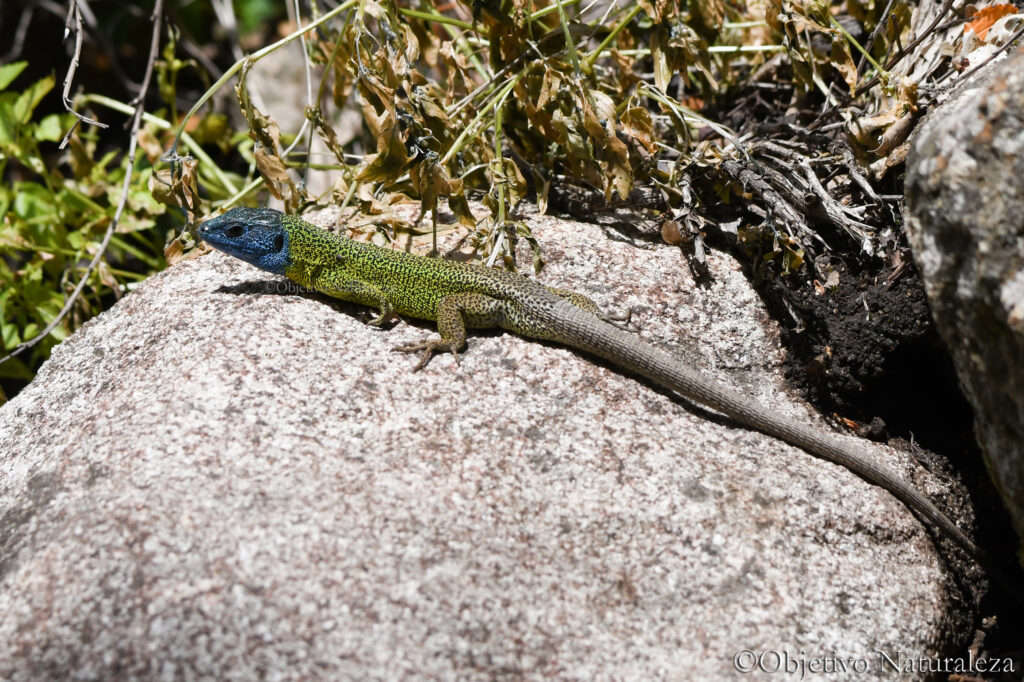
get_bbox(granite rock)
[0,207,979,679]
[906,46,1024,549]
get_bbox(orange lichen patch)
[964,4,1018,40]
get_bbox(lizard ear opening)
[273,233,285,252]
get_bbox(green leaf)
[36,114,64,142]
[35,296,63,324]
[48,324,68,342]
[236,0,279,33]
[0,62,27,91]
[19,260,43,286]
[95,148,119,173]
[13,74,55,125]
[1,321,19,348]
[0,99,18,145]
[13,184,56,224]
[192,113,229,146]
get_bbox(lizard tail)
[543,300,1024,607]
[542,299,982,560]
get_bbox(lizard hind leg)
[393,292,505,371]
[547,288,602,315]
[548,287,631,326]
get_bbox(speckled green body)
[280,214,597,345]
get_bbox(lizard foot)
[602,307,632,329]
[367,309,398,327]
[393,338,461,372]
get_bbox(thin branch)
[59,0,108,150]
[0,0,165,369]
[168,0,356,152]
[949,22,1024,87]
[853,0,958,98]
[282,0,316,185]
[856,0,898,75]
[0,5,35,63]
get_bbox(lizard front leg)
[317,277,397,326]
[394,292,505,371]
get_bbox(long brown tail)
[542,299,980,558]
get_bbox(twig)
[281,0,316,186]
[853,0,958,98]
[729,139,878,253]
[842,148,880,204]
[25,0,142,94]
[0,0,165,369]
[720,158,807,238]
[168,0,355,152]
[948,22,1024,87]
[797,159,874,248]
[0,5,35,63]
[857,0,898,74]
[59,0,108,149]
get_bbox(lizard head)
[199,207,291,275]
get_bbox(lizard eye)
[225,224,244,238]
[273,234,284,252]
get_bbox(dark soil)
[753,254,1024,681]
[765,258,963,451]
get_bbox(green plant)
[0,61,168,384]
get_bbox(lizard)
[199,206,982,567]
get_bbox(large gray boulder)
[0,206,979,679]
[906,47,1024,549]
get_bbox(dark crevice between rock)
[1,377,29,403]
[748,251,1024,674]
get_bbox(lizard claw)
[412,349,432,372]
[367,309,397,327]
[393,338,461,372]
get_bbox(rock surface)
[906,46,1024,549]
[0,206,979,679]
